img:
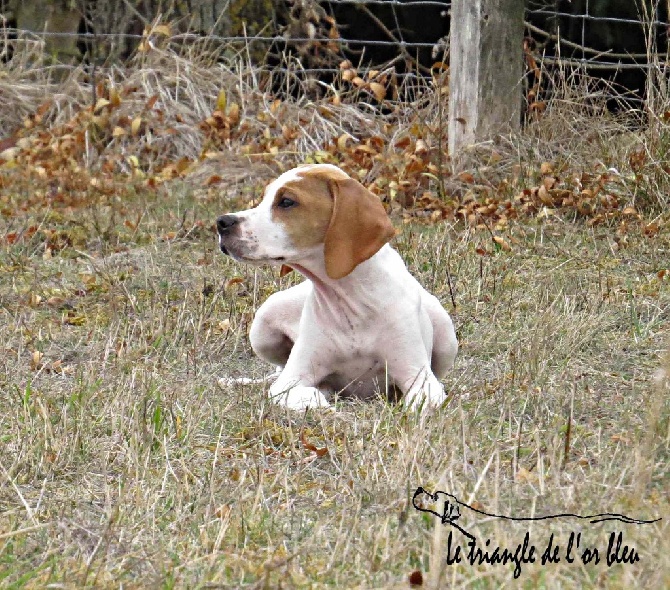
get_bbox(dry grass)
[1,38,669,590]
[0,180,668,588]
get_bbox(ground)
[0,170,667,588]
[0,39,669,589]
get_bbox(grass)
[0,175,668,588]
[0,33,669,590]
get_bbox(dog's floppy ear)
[324,177,396,279]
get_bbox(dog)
[216,163,458,411]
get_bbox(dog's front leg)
[268,340,332,411]
[400,367,447,411]
[386,351,447,412]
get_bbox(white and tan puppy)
[216,163,458,411]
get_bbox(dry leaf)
[300,431,328,457]
[205,174,223,186]
[408,570,423,586]
[64,313,86,326]
[643,222,659,237]
[228,103,240,125]
[336,133,352,150]
[131,117,142,136]
[93,98,110,113]
[537,185,553,206]
[31,350,43,369]
[225,277,245,290]
[493,236,511,251]
[152,24,171,36]
[368,82,386,101]
[109,87,121,108]
[341,69,355,82]
[542,176,556,190]
[394,136,411,149]
[414,139,428,155]
[515,467,537,483]
[540,161,554,175]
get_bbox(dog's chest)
[306,303,391,394]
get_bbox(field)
[0,41,669,589]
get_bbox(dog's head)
[216,164,396,279]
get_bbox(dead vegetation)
[0,32,669,589]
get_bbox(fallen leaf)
[94,98,110,113]
[336,133,352,150]
[300,430,328,457]
[64,313,86,326]
[152,24,172,37]
[205,174,223,186]
[414,139,428,155]
[540,162,554,175]
[515,467,537,483]
[31,350,43,369]
[493,236,512,251]
[368,82,386,101]
[537,185,553,206]
[225,277,245,290]
[109,87,121,108]
[643,222,659,237]
[131,117,142,135]
[408,570,423,586]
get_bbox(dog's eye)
[277,197,297,209]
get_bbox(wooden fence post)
[448,0,525,159]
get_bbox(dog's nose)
[217,215,239,234]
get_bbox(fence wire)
[1,1,668,94]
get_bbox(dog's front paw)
[404,375,446,412]
[272,385,332,411]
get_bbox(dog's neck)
[289,244,397,314]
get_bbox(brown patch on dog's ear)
[280,264,294,277]
[324,177,396,279]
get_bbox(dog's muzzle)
[217,215,240,255]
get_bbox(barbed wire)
[325,0,449,6]
[527,8,668,28]
[4,29,443,47]
[1,3,667,77]
[4,28,669,58]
